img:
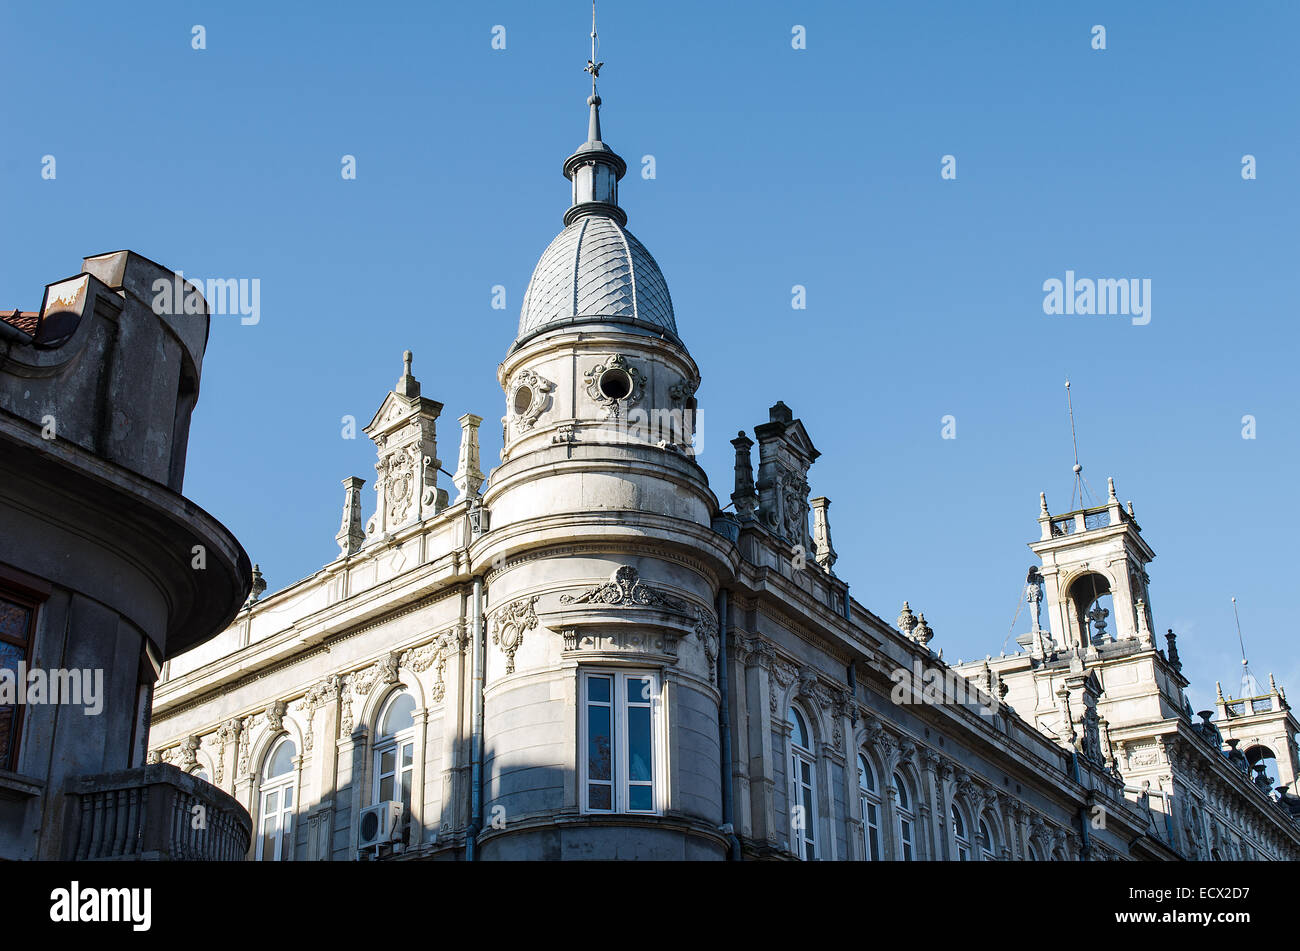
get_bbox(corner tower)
[470,16,729,860]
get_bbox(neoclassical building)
[148,52,1300,862]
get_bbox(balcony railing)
[62,763,251,860]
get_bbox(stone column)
[440,618,469,841]
[409,707,430,850]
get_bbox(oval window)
[598,367,632,401]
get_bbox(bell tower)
[1031,478,1156,653]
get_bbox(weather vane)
[585,1,603,94]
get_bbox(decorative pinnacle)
[1039,491,1049,515]
[1107,476,1117,501]
[397,349,419,398]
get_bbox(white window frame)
[857,753,881,861]
[787,706,817,861]
[579,669,664,815]
[373,690,418,835]
[894,771,916,861]
[257,737,297,861]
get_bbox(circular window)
[513,385,533,415]
[598,367,633,401]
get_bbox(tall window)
[257,737,297,861]
[580,670,661,814]
[857,753,881,861]
[374,690,417,838]
[951,803,971,860]
[979,817,998,861]
[894,772,916,861]
[787,706,817,860]
[0,592,38,772]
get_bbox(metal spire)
[1232,597,1262,697]
[1065,379,1095,510]
[585,1,603,97]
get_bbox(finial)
[1270,672,1279,694]
[1127,500,1134,517]
[1039,491,1049,515]
[1107,476,1117,501]
[396,349,420,398]
[1216,680,1225,702]
[584,1,603,97]
[562,0,626,226]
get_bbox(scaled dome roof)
[515,215,676,345]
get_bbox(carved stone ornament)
[492,596,540,675]
[401,628,462,703]
[694,604,719,682]
[560,565,686,611]
[583,353,645,419]
[352,652,402,697]
[381,448,417,524]
[237,716,254,776]
[180,735,200,768]
[780,469,810,541]
[897,601,917,637]
[510,368,555,432]
[265,700,288,735]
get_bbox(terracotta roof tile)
[0,310,39,335]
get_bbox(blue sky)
[3,1,1295,712]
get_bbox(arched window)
[894,772,916,861]
[857,754,881,861]
[787,706,817,860]
[374,690,417,838]
[190,766,209,783]
[257,737,297,861]
[951,803,971,861]
[979,816,998,861]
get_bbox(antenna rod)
[1066,379,1080,470]
[1232,596,1248,663]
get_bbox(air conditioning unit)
[359,801,404,849]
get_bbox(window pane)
[629,784,653,811]
[588,675,611,703]
[0,599,31,641]
[380,775,395,802]
[0,641,25,770]
[401,768,413,809]
[589,784,612,810]
[260,816,278,861]
[381,692,416,737]
[266,740,296,778]
[627,706,652,782]
[280,815,293,860]
[380,748,396,777]
[263,790,278,814]
[787,707,809,748]
[627,676,652,704]
[401,741,414,768]
[588,706,611,782]
[283,786,293,808]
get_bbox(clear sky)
[3,1,1295,714]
